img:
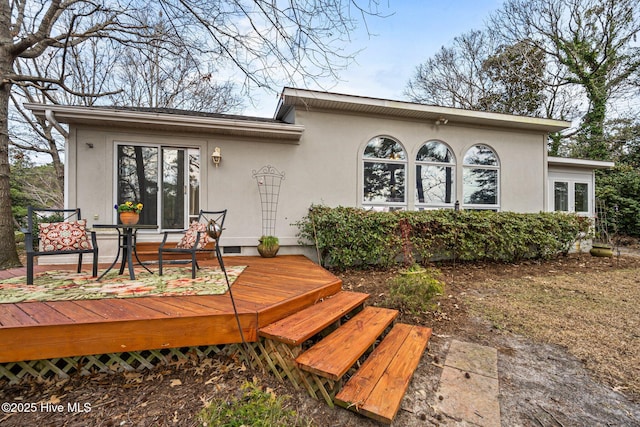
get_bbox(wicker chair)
[158,210,227,279]
[24,207,99,285]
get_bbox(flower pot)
[257,243,279,258]
[590,244,613,257]
[119,212,140,225]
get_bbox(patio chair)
[158,210,227,279]
[24,207,99,285]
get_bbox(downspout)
[46,109,70,208]
[45,109,68,139]
[542,134,549,213]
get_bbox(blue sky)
[245,1,504,117]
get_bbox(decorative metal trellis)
[252,165,285,236]
[594,198,611,246]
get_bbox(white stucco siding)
[292,109,547,213]
[207,137,298,246]
[73,129,110,221]
[485,132,546,213]
[68,109,550,263]
[546,157,613,217]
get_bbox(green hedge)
[295,205,591,269]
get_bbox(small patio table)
[93,224,158,280]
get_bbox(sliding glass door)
[117,144,200,229]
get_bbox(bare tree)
[405,30,497,110]
[406,28,560,116]
[478,41,546,116]
[8,13,241,200]
[489,0,640,160]
[406,30,551,118]
[108,13,244,112]
[0,0,386,268]
[8,9,241,192]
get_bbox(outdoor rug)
[0,265,247,304]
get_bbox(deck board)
[295,307,399,381]
[0,255,342,363]
[147,296,229,314]
[16,302,73,325]
[43,301,107,323]
[259,291,369,345]
[77,299,166,320]
[353,325,432,423]
[0,304,39,327]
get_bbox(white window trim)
[462,145,501,211]
[415,141,456,209]
[114,141,201,231]
[550,178,592,216]
[361,136,408,211]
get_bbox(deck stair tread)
[258,291,370,345]
[295,306,398,381]
[334,323,432,424]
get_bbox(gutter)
[547,156,615,169]
[27,103,304,143]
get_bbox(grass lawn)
[466,268,640,399]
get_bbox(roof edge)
[548,156,615,169]
[26,103,305,141]
[277,87,571,133]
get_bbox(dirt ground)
[2,252,640,426]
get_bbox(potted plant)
[115,201,143,225]
[590,242,613,257]
[257,235,279,258]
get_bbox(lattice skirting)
[0,345,239,385]
[2,339,342,407]
[245,338,341,407]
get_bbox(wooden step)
[258,291,370,345]
[334,323,432,425]
[295,306,398,381]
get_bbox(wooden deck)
[0,255,342,364]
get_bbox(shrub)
[295,205,398,269]
[596,166,640,237]
[295,205,591,269]
[199,380,313,427]
[383,269,445,315]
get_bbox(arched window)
[416,141,455,208]
[463,144,500,209]
[362,136,407,210]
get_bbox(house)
[26,88,614,262]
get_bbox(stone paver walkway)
[435,340,501,426]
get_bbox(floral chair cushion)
[176,221,210,249]
[38,220,92,252]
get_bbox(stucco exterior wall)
[292,108,547,213]
[67,108,548,261]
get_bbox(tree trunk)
[575,80,609,161]
[0,80,22,268]
[0,0,21,267]
[548,132,562,157]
